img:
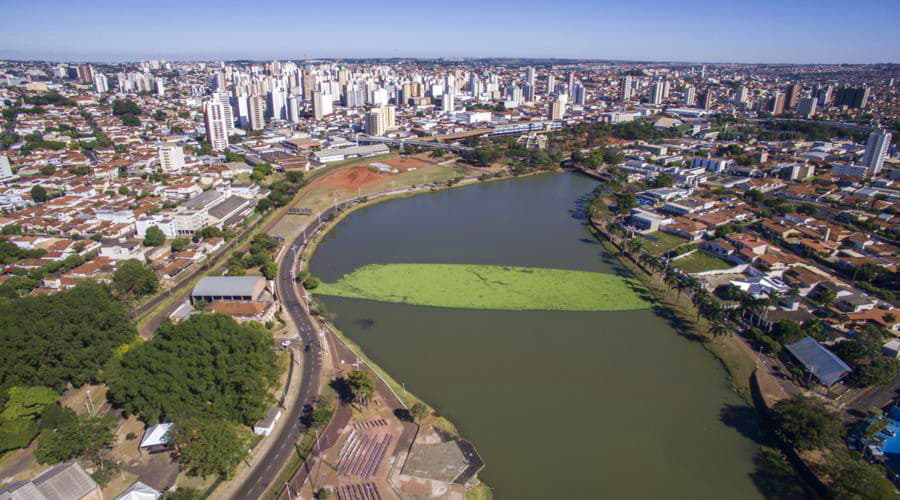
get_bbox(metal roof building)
[191,276,267,303]
[785,336,852,387]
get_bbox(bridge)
[355,134,474,152]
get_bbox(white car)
[281,340,292,348]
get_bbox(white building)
[651,80,664,105]
[442,91,455,113]
[94,73,109,93]
[203,99,230,151]
[313,91,332,120]
[268,88,286,120]
[158,143,185,172]
[211,92,234,133]
[862,130,892,176]
[0,156,15,182]
[249,95,265,131]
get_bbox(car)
[304,344,311,352]
[281,340,292,348]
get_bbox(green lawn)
[673,252,733,274]
[641,231,689,256]
[314,263,651,311]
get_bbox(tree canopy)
[143,225,165,247]
[107,314,278,425]
[34,413,115,466]
[167,416,250,479]
[770,395,843,450]
[112,259,159,298]
[0,282,137,396]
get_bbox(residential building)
[365,109,386,136]
[158,143,185,172]
[249,95,265,131]
[861,130,892,176]
[203,99,230,151]
[313,91,332,120]
[797,97,817,118]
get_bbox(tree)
[168,417,250,479]
[830,459,895,499]
[170,237,190,253]
[0,418,38,454]
[164,488,202,500]
[770,320,804,344]
[770,395,842,450]
[112,259,158,298]
[410,402,428,423]
[654,173,674,188]
[303,276,320,290]
[143,225,165,247]
[346,370,375,405]
[1,386,57,420]
[30,185,48,203]
[108,314,278,425]
[614,192,637,213]
[0,282,137,393]
[709,321,730,341]
[35,414,115,466]
[120,114,141,127]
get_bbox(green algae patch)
[314,263,652,312]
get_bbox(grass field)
[641,231,689,256]
[673,251,733,274]
[314,263,651,312]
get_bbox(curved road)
[232,180,481,499]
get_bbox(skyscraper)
[834,87,870,109]
[93,73,108,93]
[651,80,664,105]
[288,97,301,123]
[203,100,230,151]
[683,85,695,106]
[548,96,566,120]
[442,91,455,112]
[365,109,386,136]
[621,76,633,101]
[786,83,801,109]
[526,66,535,89]
[567,71,575,95]
[248,95,265,131]
[302,70,316,101]
[211,92,235,133]
[547,74,555,95]
[573,84,586,105]
[267,88,287,120]
[861,130,892,176]
[734,86,748,105]
[797,97,817,118]
[701,90,713,110]
[770,93,785,115]
[313,91,332,120]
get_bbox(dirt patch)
[379,156,433,171]
[318,166,391,190]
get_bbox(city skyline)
[2,0,899,64]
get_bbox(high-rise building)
[816,85,833,106]
[211,92,235,133]
[573,84,586,105]
[861,130,892,176]
[211,72,225,92]
[770,93,785,115]
[158,143,185,172]
[651,80,664,105]
[526,66,535,89]
[797,97,817,118]
[288,97,301,123]
[834,87,870,109]
[267,88,287,120]
[365,109,386,136]
[248,95,266,131]
[548,96,566,120]
[313,91,332,120]
[786,83,801,109]
[701,90,713,110]
[93,73,109,94]
[683,85,695,106]
[734,86,748,105]
[567,71,575,95]
[232,93,250,128]
[203,100,230,151]
[384,106,396,129]
[621,76,633,101]
[76,64,94,84]
[155,77,166,97]
[524,84,535,103]
[442,91,455,112]
[302,70,316,101]
[547,74,555,95]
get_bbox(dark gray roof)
[786,336,852,387]
[182,189,224,210]
[192,276,266,298]
[208,195,251,220]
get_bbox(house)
[835,293,878,314]
[629,209,664,233]
[785,336,852,387]
[0,462,102,500]
[701,239,736,259]
[253,406,283,436]
[140,422,174,453]
[661,218,707,241]
[846,308,900,334]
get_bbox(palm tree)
[674,279,690,303]
[820,290,837,311]
[709,321,731,341]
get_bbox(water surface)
[310,173,768,499]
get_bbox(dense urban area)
[0,57,899,499]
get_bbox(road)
[230,227,323,499]
[231,178,482,498]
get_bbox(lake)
[309,173,769,499]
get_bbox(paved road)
[231,229,324,499]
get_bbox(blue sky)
[1,0,898,63]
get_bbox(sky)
[1,0,898,64]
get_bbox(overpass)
[355,134,474,152]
